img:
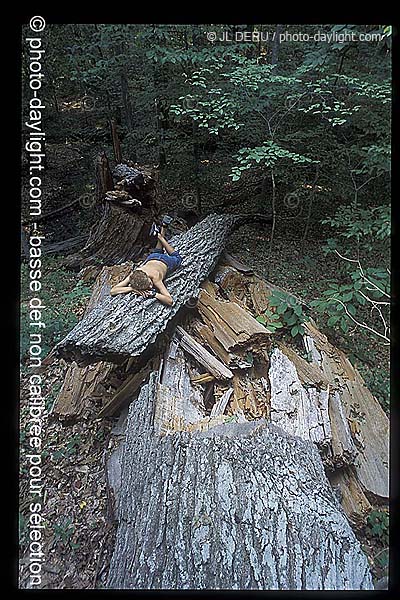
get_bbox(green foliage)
[366,510,389,546]
[19,512,28,547]
[230,141,319,181]
[257,291,307,338]
[20,261,91,364]
[53,517,80,550]
[357,363,390,414]
[323,204,390,248]
[310,266,389,338]
[52,434,82,460]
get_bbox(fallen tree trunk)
[55,214,242,366]
[106,371,373,590]
[43,234,89,256]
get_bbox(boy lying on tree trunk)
[110,217,182,306]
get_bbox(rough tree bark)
[55,214,243,365]
[106,371,373,590]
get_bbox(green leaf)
[327,315,340,327]
[293,305,303,317]
[285,314,298,326]
[347,304,356,316]
[291,325,299,337]
[341,292,353,302]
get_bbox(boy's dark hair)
[129,270,151,290]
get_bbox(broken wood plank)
[107,371,373,590]
[198,288,271,353]
[210,388,233,418]
[53,361,117,419]
[190,319,251,369]
[175,326,233,381]
[53,264,133,418]
[98,360,155,418]
[191,373,215,385]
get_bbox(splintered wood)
[53,263,133,419]
[303,321,389,501]
[175,326,233,380]
[154,338,207,435]
[198,285,271,353]
[58,246,387,532]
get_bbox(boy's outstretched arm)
[153,279,174,306]
[110,274,134,296]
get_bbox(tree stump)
[106,371,373,590]
[63,161,158,270]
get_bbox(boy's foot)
[162,214,173,226]
[149,223,161,237]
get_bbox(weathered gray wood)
[106,371,373,590]
[268,347,332,449]
[304,322,389,500]
[55,214,241,366]
[327,390,358,470]
[175,326,233,380]
[210,387,233,418]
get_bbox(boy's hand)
[134,289,155,298]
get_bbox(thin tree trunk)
[271,24,283,66]
[121,70,134,133]
[302,163,320,246]
[110,118,123,164]
[192,121,202,214]
[269,170,277,257]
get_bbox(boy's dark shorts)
[144,249,183,273]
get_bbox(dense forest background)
[20,24,391,587]
[21,23,391,405]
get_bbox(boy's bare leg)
[155,225,166,250]
[158,232,176,255]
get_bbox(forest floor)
[19,146,389,589]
